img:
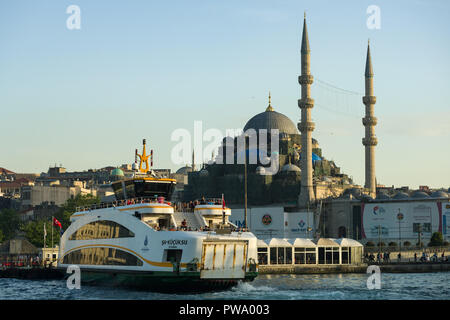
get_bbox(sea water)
[0,273,448,300]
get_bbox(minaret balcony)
[298,74,314,85]
[362,136,378,146]
[362,116,378,126]
[363,96,377,105]
[298,98,315,109]
[298,121,315,132]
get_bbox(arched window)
[63,247,143,266]
[69,220,135,240]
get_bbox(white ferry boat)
[57,140,258,292]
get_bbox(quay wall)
[259,262,450,274]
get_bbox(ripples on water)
[0,273,449,300]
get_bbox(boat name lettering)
[162,239,188,246]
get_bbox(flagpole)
[51,216,53,249]
[43,223,47,249]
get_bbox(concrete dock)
[259,262,450,274]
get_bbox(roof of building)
[0,168,15,175]
[430,191,449,198]
[392,192,410,200]
[376,192,391,200]
[411,191,430,199]
[289,238,316,247]
[316,238,340,246]
[334,238,363,247]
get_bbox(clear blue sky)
[1,0,449,189]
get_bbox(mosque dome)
[131,162,139,171]
[110,168,124,177]
[244,94,298,136]
[392,192,410,200]
[411,191,430,199]
[430,191,449,198]
[281,163,301,173]
[176,166,193,175]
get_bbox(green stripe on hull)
[78,270,258,292]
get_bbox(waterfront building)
[256,237,364,267]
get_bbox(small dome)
[411,191,430,199]
[176,166,192,175]
[256,166,266,175]
[376,192,391,200]
[430,191,449,198]
[199,169,209,177]
[110,168,124,176]
[281,163,301,173]
[131,162,139,170]
[392,192,410,200]
[343,188,362,197]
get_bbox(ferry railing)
[75,196,173,213]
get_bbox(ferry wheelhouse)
[57,140,258,291]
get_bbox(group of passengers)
[174,196,224,212]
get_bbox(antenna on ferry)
[151,150,153,167]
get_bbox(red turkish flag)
[53,217,62,229]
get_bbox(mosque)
[175,16,450,245]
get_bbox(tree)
[429,232,444,247]
[55,194,100,229]
[0,208,21,241]
[23,220,54,248]
[23,194,100,248]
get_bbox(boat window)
[63,247,143,266]
[69,220,135,240]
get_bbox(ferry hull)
[66,269,258,293]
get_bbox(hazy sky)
[1,0,449,189]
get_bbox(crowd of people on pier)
[364,250,448,264]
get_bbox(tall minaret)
[298,13,316,208]
[362,40,377,198]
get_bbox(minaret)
[362,40,377,198]
[192,149,196,171]
[298,13,316,208]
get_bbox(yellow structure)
[136,139,153,173]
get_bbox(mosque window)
[68,220,135,240]
[62,247,143,266]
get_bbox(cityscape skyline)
[1,0,449,189]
